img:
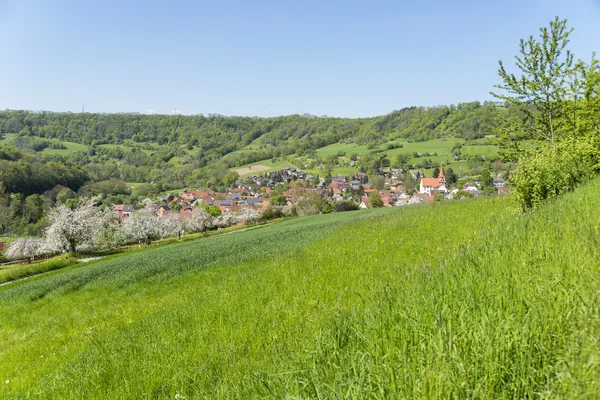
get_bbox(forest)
[0,101,515,190]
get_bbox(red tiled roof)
[421,178,440,188]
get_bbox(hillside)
[0,103,511,191]
[2,176,600,397]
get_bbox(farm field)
[2,177,600,398]
[232,159,300,176]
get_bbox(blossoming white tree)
[93,208,125,250]
[214,212,237,228]
[4,238,43,261]
[237,207,261,225]
[184,209,214,233]
[161,214,183,238]
[120,212,165,245]
[43,200,103,254]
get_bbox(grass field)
[3,178,600,398]
[232,159,300,176]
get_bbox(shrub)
[512,138,600,209]
[261,208,283,220]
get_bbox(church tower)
[438,166,446,185]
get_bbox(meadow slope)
[1,181,599,398]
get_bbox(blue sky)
[1,0,599,117]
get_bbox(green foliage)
[268,194,287,206]
[493,18,600,209]
[492,17,575,148]
[369,191,384,208]
[512,138,600,209]
[260,208,283,220]
[453,190,474,200]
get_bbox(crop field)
[231,159,300,176]
[2,178,600,398]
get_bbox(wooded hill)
[0,101,513,167]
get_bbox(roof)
[360,196,371,208]
[421,178,441,188]
[438,167,445,179]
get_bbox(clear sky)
[1,0,599,117]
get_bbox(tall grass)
[0,180,598,398]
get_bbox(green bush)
[512,138,600,209]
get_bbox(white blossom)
[43,200,103,254]
[161,214,183,238]
[184,209,214,233]
[120,212,165,245]
[4,238,43,261]
[214,212,237,228]
[237,207,261,224]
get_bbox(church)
[419,167,448,195]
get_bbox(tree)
[43,200,103,253]
[432,167,440,178]
[120,212,165,245]
[403,173,418,195]
[293,191,324,216]
[23,194,45,224]
[214,212,237,228]
[480,170,494,188]
[185,209,214,233]
[368,175,385,191]
[369,191,384,208]
[93,209,125,251]
[5,238,43,261]
[491,17,575,150]
[162,214,183,238]
[269,194,287,206]
[56,188,77,205]
[237,207,261,224]
[445,167,457,185]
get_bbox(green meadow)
[2,176,600,398]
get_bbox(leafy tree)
[56,188,78,204]
[445,167,457,185]
[369,191,384,208]
[432,167,440,178]
[368,175,385,191]
[491,17,575,150]
[480,170,494,188]
[269,194,287,206]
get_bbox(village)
[113,167,509,223]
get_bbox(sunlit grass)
[1,180,599,398]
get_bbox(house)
[331,175,346,183]
[145,204,160,215]
[246,198,263,207]
[390,182,405,193]
[349,180,361,190]
[114,204,135,220]
[419,167,448,195]
[462,182,479,195]
[493,177,505,187]
[412,192,434,203]
[158,205,172,218]
[497,187,511,195]
[180,191,197,202]
[180,206,195,219]
[359,196,372,209]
